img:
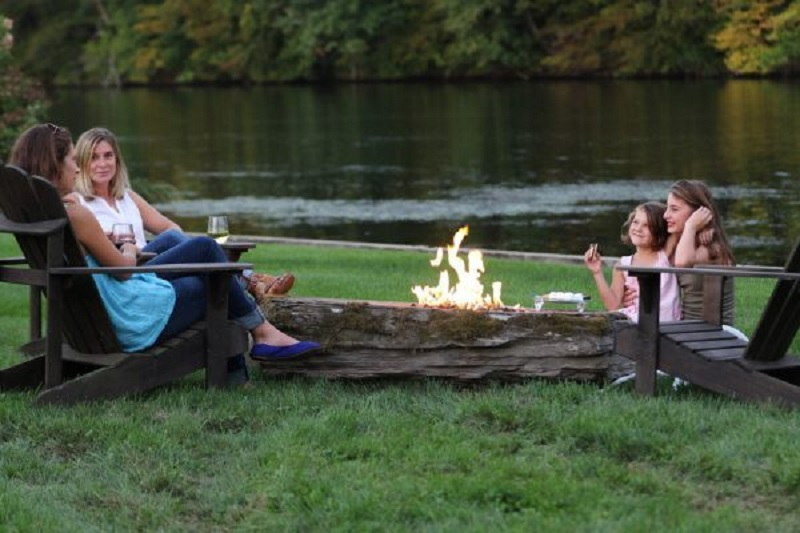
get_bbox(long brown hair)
[620,201,668,251]
[9,123,73,187]
[74,127,131,199]
[669,179,735,265]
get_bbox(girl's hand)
[622,282,638,308]
[685,206,712,233]
[583,246,602,274]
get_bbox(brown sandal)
[247,272,295,300]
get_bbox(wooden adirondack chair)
[0,164,250,405]
[615,237,800,407]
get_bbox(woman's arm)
[674,207,712,267]
[66,201,137,280]
[664,233,678,260]
[130,190,182,236]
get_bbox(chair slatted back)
[745,238,800,361]
[0,165,49,268]
[0,165,120,353]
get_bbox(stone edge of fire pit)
[256,296,634,384]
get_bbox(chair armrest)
[0,215,67,236]
[617,264,799,281]
[50,262,253,276]
[736,265,784,272]
[0,256,28,266]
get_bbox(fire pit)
[255,227,632,383]
[257,297,630,382]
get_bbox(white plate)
[539,292,589,303]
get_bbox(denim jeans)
[148,236,265,341]
[142,229,188,254]
[144,229,249,290]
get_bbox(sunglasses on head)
[45,122,65,133]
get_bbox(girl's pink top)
[619,250,681,323]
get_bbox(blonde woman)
[74,127,294,298]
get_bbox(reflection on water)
[50,81,799,265]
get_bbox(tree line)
[3,0,800,87]
[1,16,45,158]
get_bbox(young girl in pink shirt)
[584,201,680,323]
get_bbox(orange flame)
[411,226,503,309]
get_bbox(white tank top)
[77,191,148,248]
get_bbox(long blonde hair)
[74,127,130,199]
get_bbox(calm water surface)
[51,81,800,265]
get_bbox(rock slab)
[258,297,632,383]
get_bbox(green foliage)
[637,0,724,76]
[767,2,800,71]
[434,0,546,78]
[0,13,47,160]
[543,0,724,76]
[713,0,790,75]
[82,1,144,86]
[711,0,800,75]
[0,1,96,84]
[6,1,800,84]
[132,1,203,83]
[262,0,431,81]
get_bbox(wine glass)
[207,215,229,244]
[111,223,136,248]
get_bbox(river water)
[50,81,799,265]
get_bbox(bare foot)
[251,322,298,347]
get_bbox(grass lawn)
[0,235,798,532]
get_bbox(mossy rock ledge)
[258,297,633,383]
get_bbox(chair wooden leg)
[35,345,207,406]
[634,349,658,395]
[29,286,42,343]
[634,273,661,396]
[659,346,800,408]
[206,272,231,389]
[0,356,45,391]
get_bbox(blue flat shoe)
[250,341,321,361]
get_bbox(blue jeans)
[142,229,189,254]
[144,230,249,289]
[148,236,265,340]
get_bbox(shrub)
[0,16,47,160]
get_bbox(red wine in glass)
[111,223,136,249]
